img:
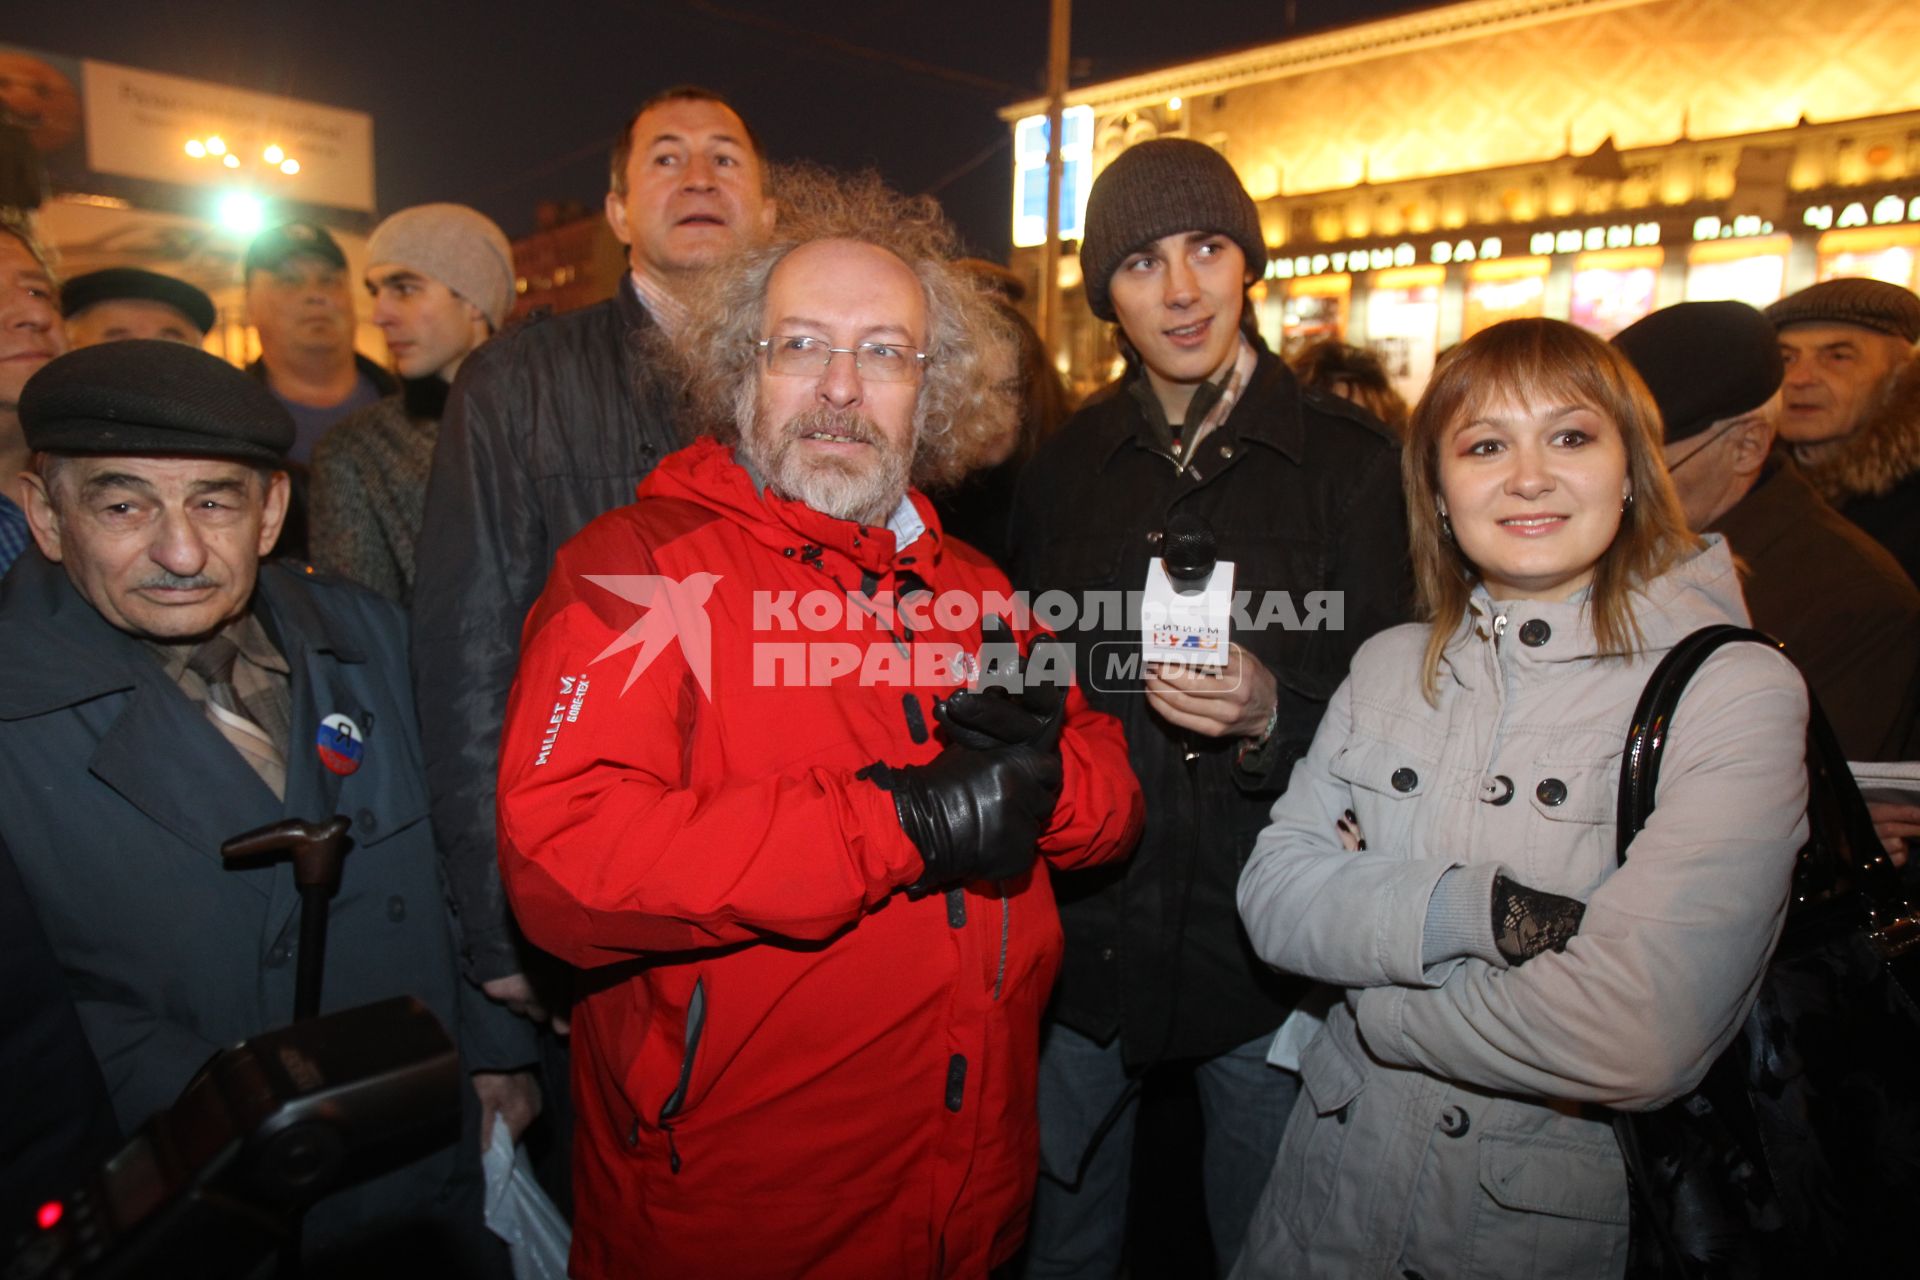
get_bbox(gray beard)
[742,406,911,526]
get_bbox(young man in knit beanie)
[1010,137,1412,1275]
[309,203,515,606]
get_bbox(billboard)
[0,42,373,214]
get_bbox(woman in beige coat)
[1233,319,1811,1279]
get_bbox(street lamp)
[182,135,302,178]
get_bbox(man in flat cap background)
[311,203,514,606]
[245,219,396,464]
[0,340,526,1274]
[61,266,215,349]
[1767,277,1920,582]
[1616,300,1920,761]
[0,208,62,580]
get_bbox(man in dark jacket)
[410,87,773,1051]
[1011,139,1412,1276]
[0,341,526,1273]
[1615,300,1920,761]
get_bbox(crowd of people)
[1,81,1918,1279]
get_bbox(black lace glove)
[1492,874,1587,965]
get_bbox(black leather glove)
[862,740,1063,893]
[1491,874,1588,965]
[939,631,1069,752]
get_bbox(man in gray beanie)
[310,202,514,606]
[1615,300,1920,760]
[1009,136,1412,1275]
[1768,276,1920,582]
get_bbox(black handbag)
[1612,623,1920,1276]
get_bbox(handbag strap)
[1613,624,1902,912]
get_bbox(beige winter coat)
[1233,538,1809,1279]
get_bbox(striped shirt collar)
[629,270,688,336]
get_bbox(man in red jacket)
[496,170,1144,1279]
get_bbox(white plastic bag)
[483,1114,572,1280]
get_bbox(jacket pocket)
[1329,738,1435,802]
[1477,1134,1629,1222]
[1469,1132,1630,1280]
[1523,762,1618,891]
[1267,1024,1364,1246]
[658,975,707,1123]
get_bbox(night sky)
[8,0,1423,258]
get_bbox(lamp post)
[1038,0,1071,357]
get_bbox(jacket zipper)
[993,887,1010,1001]
[657,976,707,1173]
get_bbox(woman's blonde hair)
[1404,318,1700,700]
[671,163,1010,489]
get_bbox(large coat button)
[1391,767,1418,793]
[1438,1104,1471,1137]
[1536,777,1568,806]
[1518,619,1551,647]
[1481,774,1515,805]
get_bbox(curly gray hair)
[672,164,1013,489]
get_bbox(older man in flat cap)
[1616,299,1920,761]
[0,341,528,1274]
[61,266,216,349]
[1768,278,1920,582]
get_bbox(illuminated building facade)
[1001,0,1920,397]
[508,201,628,322]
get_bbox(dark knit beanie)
[1613,301,1784,443]
[21,340,295,464]
[1765,277,1920,344]
[1080,138,1266,322]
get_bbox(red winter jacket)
[497,439,1142,1278]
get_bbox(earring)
[1622,491,1635,513]
[1440,512,1454,542]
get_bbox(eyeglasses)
[1663,416,1748,475]
[757,335,927,382]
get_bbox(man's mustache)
[781,407,883,448]
[137,571,219,590]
